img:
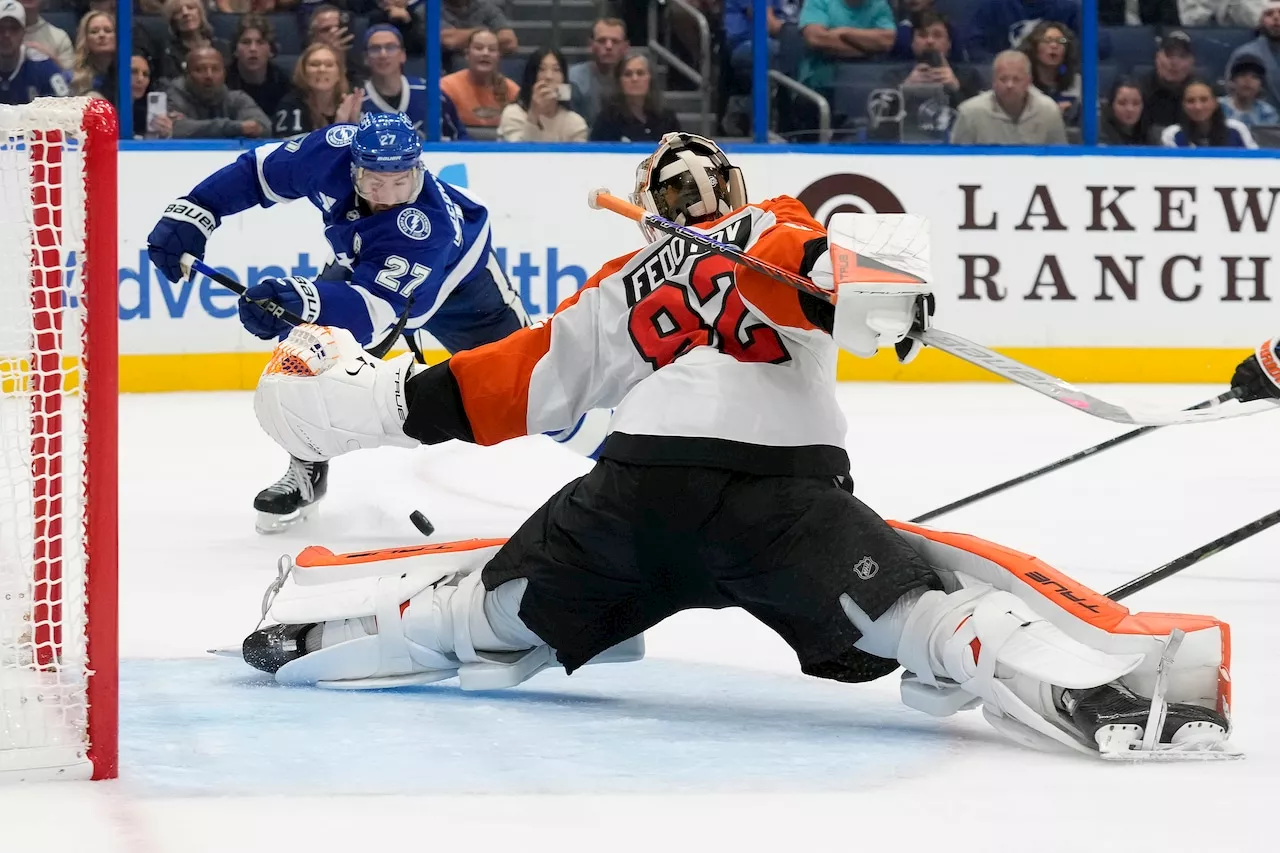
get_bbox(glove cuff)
[374,353,419,446]
[1256,337,1280,392]
[284,276,322,323]
[162,197,219,238]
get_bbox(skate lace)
[264,457,315,501]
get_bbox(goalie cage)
[0,97,118,782]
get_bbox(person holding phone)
[498,47,588,142]
[891,11,981,109]
[132,50,177,139]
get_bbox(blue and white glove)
[238,276,322,340]
[147,197,220,284]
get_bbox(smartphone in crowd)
[146,91,167,133]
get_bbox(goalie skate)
[1065,630,1241,761]
[255,457,328,534]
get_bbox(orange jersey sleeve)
[446,251,637,446]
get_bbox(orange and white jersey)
[408,196,850,476]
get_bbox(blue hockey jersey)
[187,125,493,345]
[0,48,69,105]
[361,75,428,134]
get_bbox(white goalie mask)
[630,132,747,242]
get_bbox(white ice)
[2,383,1275,852]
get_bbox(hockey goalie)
[236,133,1237,761]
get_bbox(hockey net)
[0,98,117,782]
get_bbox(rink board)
[107,146,1272,390]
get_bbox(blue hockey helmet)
[350,112,424,206]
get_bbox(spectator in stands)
[725,0,804,78]
[131,49,176,139]
[797,0,897,94]
[1219,56,1278,126]
[227,14,291,118]
[360,25,428,132]
[159,0,228,83]
[966,0,1079,60]
[367,0,425,56]
[499,47,588,142]
[1179,0,1268,27]
[1098,77,1149,145]
[21,0,71,68]
[439,27,519,130]
[1098,0,1180,25]
[889,0,964,62]
[442,92,468,140]
[271,43,361,135]
[569,17,628,125]
[167,45,269,138]
[589,51,680,142]
[68,9,114,102]
[215,0,279,12]
[1140,29,1194,136]
[950,49,1067,143]
[888,10,981,108]
[306,5,363,87]
[0,0,65,103]
[1017,20,1079,125]
[1162,78,1258,146]
[441,0,518,68]
[1227,5,1280,111]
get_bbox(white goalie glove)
[254,324,420,462]
[816,213,933,363]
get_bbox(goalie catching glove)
[254,324,419,462]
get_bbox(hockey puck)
[409,510,435,538]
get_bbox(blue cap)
[350,112,421,173]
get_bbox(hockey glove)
[147,197,220,284]
[1229,337,1280,402]
[238,276,322,340]
[254,324,420,462]
[893,293,935,365]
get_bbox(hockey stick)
[588,190,1278,428]
[1106,507,1280,602]
[911,389,1242,523]
[180,253,410,359]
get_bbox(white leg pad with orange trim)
[261,541,643,689]
[856,522,1239,757]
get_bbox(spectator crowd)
[4,0,1280,149]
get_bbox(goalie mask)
[631,132,747,242]
[350,112,424,208]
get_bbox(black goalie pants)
[481,459,939,682]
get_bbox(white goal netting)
[0,98,113,782]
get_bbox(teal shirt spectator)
[797,0,897,90]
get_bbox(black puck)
[409,509,435,537]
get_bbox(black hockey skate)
[1061,681,1230,757]
[254,457,328,534]
[242,623,316,674]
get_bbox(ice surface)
[1,384,1274,852]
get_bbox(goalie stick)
[911,389,1242,523]
[587,190,1278,428]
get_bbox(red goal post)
[0,97,117,782]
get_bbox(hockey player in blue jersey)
[147,112,607,533]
